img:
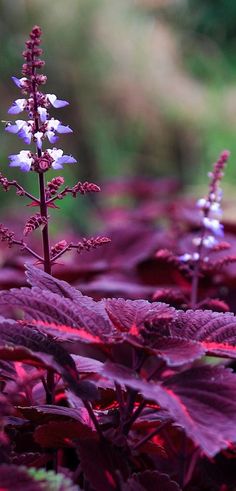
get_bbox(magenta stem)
[13,239,43,262]
[10,180,39,203]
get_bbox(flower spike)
[3,25,110,279]
[6,25,74,173]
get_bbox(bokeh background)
[0,0,236,233]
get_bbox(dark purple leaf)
[101,362,236,456]
[105,298,175,335]
[122,471,181,491]
[26,264,83,301]
[17,404,93,425]
[0,393,12,419]
[162,365,236,456]
[0,318,97,400]
[77,438,129,491]
[10,452,49,468]
[150,336,205,366]
[171,309,236,359]
[34,420,96,448]
[72,354,104,373]
[0,286,113,339]
[106,299,203,365]
[28,320,103,344]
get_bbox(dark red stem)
[13,239,43,262]
[133,420,169,451]
[31,48,51,275]
[39,172,51,274]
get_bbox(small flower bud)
[51,240,68,259]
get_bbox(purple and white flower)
[5,117,72,147]
[192,235,218,249]
[5,119,33,144]
[46,94,69,108]
[47,148,77,169]
[34,131,44,150]
[203,235,218,248]
[8,98,27,114]
[11,76,28,88]
[45,118,73,143]
[203,217,224,237]
[196,198,209,210]
[179,252,200,262]
[5,119,27,134]
[38,107,48,123]
[8,150,33,171]
[208,202,222,218]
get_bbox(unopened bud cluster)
[23,213,48,236]
[0,225,15,246]
[45,176,65,198]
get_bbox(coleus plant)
[0,25,236,491]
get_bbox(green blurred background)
[0,0,236,230]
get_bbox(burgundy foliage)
[0,267,235,488]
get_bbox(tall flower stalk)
[1,26,110,275]
[179,150,230,308]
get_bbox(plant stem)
[9,180,39,202]
[38,172,54,406]
[178,433,187,488]
[82,400,104,440]
[133,421,168,451]
[13,240,43,262]
[38,172,51,274]
[190,261,200,309]
[190,239,204,309]
[122,400,146,435]
[51,244,70,263]
[46,370,55,404]
[31,45,51,276]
